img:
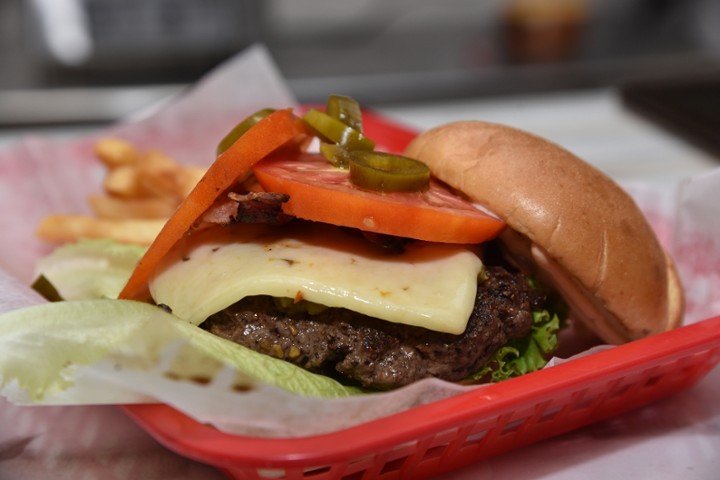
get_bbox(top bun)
[404,121,683,344]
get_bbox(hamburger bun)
[404,120,683,344]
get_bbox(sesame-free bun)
[404,121,683,344]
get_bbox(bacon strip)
[201,191,292,226]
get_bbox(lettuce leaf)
[0,299,362,402]
[14,240,366,401]
[469,309,560,383]
[33,239,146,301]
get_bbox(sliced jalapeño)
[348,151,430,192]
[216,108,276,156]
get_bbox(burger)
[117,96,684,391]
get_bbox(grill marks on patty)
[201,266,543,390]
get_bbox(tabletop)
[1,87,719,479]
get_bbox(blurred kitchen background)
[1,0,719,125]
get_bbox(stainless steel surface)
[0,84,183,126]
[1,0,719,124]
[378,88,719,183]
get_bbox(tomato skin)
[253,153,505,244]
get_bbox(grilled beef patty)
[200,266,543,390]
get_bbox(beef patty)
[201,266,543,390]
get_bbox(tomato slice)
[253,153,505,244]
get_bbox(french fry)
[179,166,207,197]
[37,215,166,245]
[94,138,140,168]
[88,195,178,220]
[103,164,145,198]
[136,150,186,199]
[38,138,208,245]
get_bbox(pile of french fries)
[37,138,206,245]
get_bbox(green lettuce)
[0,299,362,402]
[469,309,560,383]
[33,239,146,301]
[3,240,363,401]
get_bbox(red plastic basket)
[121,112,720,478]
[123,315,720,479]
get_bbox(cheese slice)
[149,223,483,334]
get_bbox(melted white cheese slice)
[149,223,483,334]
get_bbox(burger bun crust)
[404,120,684,344]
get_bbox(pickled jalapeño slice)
[216,108,276,156]
[303,108,375,152]
[348,151,430,192]
[326,94,363,131]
